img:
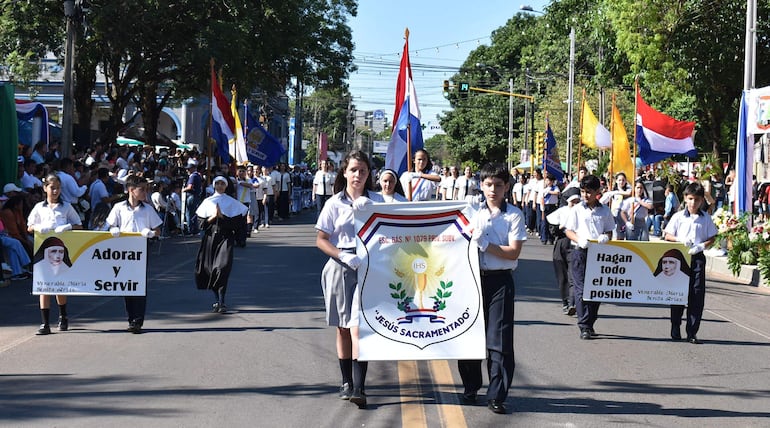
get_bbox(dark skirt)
[194,215,241,291]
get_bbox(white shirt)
[27,200,82,229]
[263,174,275,196]
[21,171,43,190]
[89,179,110,210]
[664,209,718,244]
[456,176,479,200]
[315,191,384,249]
[400,173,437,201]
[106,200,163,232]
[564,201,615,242]
[442,175,460,200]
[474,201,527,271]
[56,171,86,204]
[313,170,335,196]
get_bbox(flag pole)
[632,78,639,183]
[578,89,585,171]
[404,27,414,201]
[208,58,215,184]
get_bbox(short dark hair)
[479,163,510,183]
[683,181,705,198]
[580,174,601,191]
[125,175,146,189]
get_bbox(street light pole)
[61,0,77,158]
[566,27,576,176]
[508,77,514,171]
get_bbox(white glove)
[577,238,589,249]
[110,227,121,237]
[34,225,52,233]
[352,196,373,211]
[471,229,489,252]
[625,222,634,232]
[688,243,705,255]
[54,224,73,233]
[597,234,610,244]
[338,252,361,270]
[140,228,155,238]
[682,238,695,248]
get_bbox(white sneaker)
[264,224,269,229]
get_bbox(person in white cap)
[3,183,23,199]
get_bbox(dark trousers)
[526,202,536,231]
[458,271,515,402]
[265,195,275,224]
[553,237,573,307]
[124,296,146,326]
[671,253,707,338]
[255,200,265,229]
[316,194,331,217]
[570,248,601,329]
[277,190,290,219]
[540,204,557,243]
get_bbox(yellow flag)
[610,101,634,181]
[580,99,611,149]
[230,89,248,165]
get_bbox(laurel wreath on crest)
[390,266,452,313]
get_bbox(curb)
[705,254,766,287]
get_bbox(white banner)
[583,241,691,305]
[354,201,486,361]
[32,231,148,296]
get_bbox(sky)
[346,0,551,138]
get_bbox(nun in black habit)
[194,175,248,313]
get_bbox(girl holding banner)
[315,150,382,409]
[620,180,654,241]
[27,173,83,335]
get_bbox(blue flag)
[244,112,286,166]
[543,122,564,182]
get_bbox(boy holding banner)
[663,182,717,344]
[106,175,162,334]
[563,175,615,340]
[459,163,527,415]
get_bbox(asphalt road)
[1,209,769,427]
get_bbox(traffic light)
[535,132,545,158]
[443,80,450,98]
[458,82,470,97]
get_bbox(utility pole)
[508,77,514,171]
[524,68,530,166]
[61,0,77,158]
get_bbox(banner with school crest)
[32,231,148,296]
[583,241,692,305]
[354,201,486,361]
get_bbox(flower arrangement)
[715,208,770,283]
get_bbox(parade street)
[1,210,769,428]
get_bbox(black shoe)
[588,328,598,337]
[567,306,576,316]
[488,400,507,414]
[127,322,142,334]
[37,324,51,335]
[338,382,352,400]
[562,305,570,315]
[460,391,478,404]
[218,304,227,314]
[58,316,68,332]
[349,388,367,409]
[579,328,592,340]
[671,326,682,341]
[212,303,220,313]
[687,336,701,344]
